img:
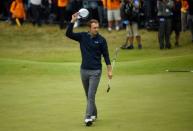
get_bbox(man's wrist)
[71,20,75,23]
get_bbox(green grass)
[0,22,193,131]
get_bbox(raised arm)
[65,13,82,41]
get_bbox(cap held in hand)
[78,8,89,19]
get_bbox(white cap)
[78,8,89,19]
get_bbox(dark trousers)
[158,18,172,49]
[80,69,101,119]
[58,7,66,29]
[11,18,24,25]
[98,6,107,27]
[188,14,193,41]
[30,3,42,26]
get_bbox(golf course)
[0,22,193,131]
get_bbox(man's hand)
[71,13,78,23]
[107,65,112,79]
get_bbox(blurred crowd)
[0,0,193,48]
[0,0,163,28]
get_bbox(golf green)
[0,22,193,131]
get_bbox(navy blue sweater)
[66,23,111,70]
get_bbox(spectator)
[82,0,107,27]
[10,0,26,26]
[41,0,52,24]
[157,0,174,49]
[0,0,12,21]
[82,0,98,20]
[181,0,189,31]
[171,0,181,47]
[102,0,121,32]
[66,0,82,28]
[121,0,142,49]
[98,0,107,27]
[48,0,58,24]
[187,0,193,42]
[57,0,69,29]
[143,0,157,28]
[30,0,42,26]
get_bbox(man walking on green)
[66,13,112,126]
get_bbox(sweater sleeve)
[101,38,111,65]
[66,22,82,42]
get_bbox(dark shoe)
[160,44,164,49]
[160,45,164,49]
[85,119,93,126]
[127,45,134,49]
[32,21,36,26]
[121,44,128,49]
[37,23,42,27]
[60,25,65,29]
[138,44,142,49]
[165,44,171,49]
[160,47,164,50]
[175,42,180,47]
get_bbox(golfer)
[66,13,112,126]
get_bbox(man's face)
[90,23,99,36]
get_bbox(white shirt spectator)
[30,0,42,5]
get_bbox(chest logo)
[94,41,100,44]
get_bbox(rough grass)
[0,22,193,131]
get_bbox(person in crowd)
[30,0,42,26]
[98,0,107,27]
[121,0,142,49]
[57,0,69,29]
[171,0,181,47]
[143,0,151,24]
[41,0,52,24]
[102,0,121,32]
[157,0,174,49]
[66,0,82,28]
[66,13,112,126]
[181,0,189,31]
[83,0,99,20]
[143,0,157,29]
[10,0,26,26]
[187,0,193,42]
[0,0,12,20]
[48,0,58,23]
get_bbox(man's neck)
[88,32,98,38]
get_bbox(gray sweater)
[157,0,174,17]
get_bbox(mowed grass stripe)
[1,53,193,75]
[0,22,193,131]
[0,73,193,131]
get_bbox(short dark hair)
[87,19,99,27]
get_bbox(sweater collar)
[87,32,99,38]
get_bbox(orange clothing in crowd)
[102,0,121,10]
[57,0,69,7]
[10,0,26,19]
[181,0,189,13]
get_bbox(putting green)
[0,22,193,131]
